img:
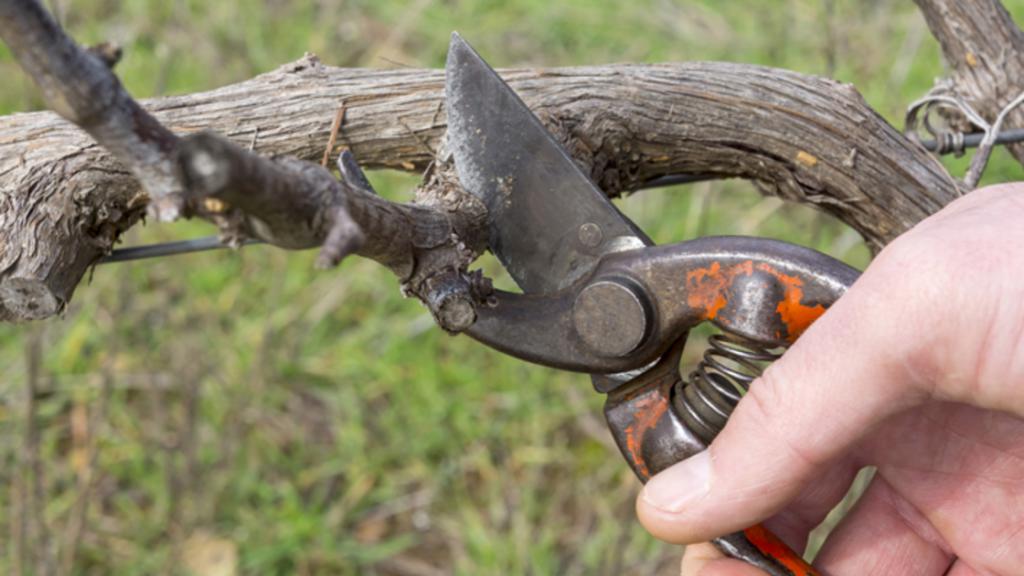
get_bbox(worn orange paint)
[685,260,826,342]
[743,523,820,576]
[685,261,724,319]
[754,263,826,341]
[685,260,752,321]
[623,391,669,482]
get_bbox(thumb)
[636,252,927,544]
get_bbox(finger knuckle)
[866,191,1024,402]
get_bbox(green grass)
[1,1,1023,574]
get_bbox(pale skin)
[634,183,1024,575]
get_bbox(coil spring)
[672,334,783,445]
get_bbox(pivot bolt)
[578,222,604,248]
[572,279,651,358]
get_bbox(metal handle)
[601,343,820,576]
[597,238,858,576]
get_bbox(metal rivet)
[578,222,603,248]
[572,279,650,358]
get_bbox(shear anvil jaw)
[467,236,858,376]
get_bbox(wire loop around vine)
[905,89,1024,192]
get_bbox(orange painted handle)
[742,524,821,576]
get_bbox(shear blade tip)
[448,31,467,53]
[446,31,480,66]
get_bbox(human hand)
[636,183,1024,575]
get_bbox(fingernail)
[640,450,712,513]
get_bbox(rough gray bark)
[0,0,491,327]
[0,0,183,219]
[176,133,492,331]
[0,57,963,322]
[913,0,1024,163]
[12,0,1020,325]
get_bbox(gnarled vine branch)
[5,0,1010,327]
[913,0,1024,163]
[0,0,490,327]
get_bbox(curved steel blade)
[445,33,649,294]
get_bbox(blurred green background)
[1,1,1022,574]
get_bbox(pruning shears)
[445,34,859,575]
[97,32,862,575]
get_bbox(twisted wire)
[905,88,1024,191]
